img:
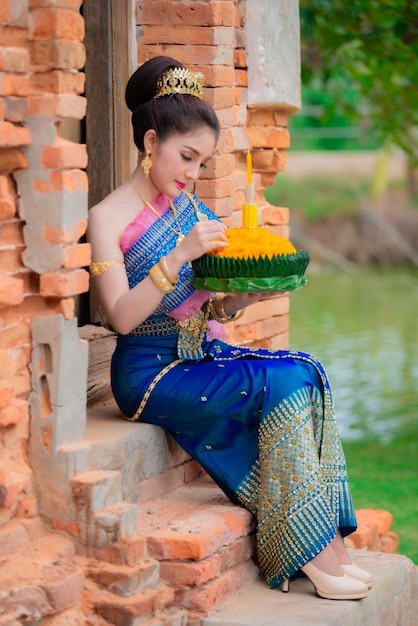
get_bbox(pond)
[289,266,418,442]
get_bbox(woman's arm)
[88,203,228,335]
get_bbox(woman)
[88,56,372,600]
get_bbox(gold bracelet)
[160,255,178,284]
[211,296,245,324]
[149,263,175,293]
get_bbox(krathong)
[209,227,297,260]
[192,226,310,293]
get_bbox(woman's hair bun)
[125,56,185,112]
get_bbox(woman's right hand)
[169,220,228,269]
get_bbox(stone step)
[203,551,418,626]
[135,475,259,618]
[61,404,192,503]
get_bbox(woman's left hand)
[223,291,284,315]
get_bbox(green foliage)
[344,436,418,564]
[299,0,418,164]
[265,174,369,220]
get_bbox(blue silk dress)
[111,191,357,588]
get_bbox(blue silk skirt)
[111,332,357,588]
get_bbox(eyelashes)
[181,154,207,169]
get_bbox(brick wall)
[136,0,292,350]
[0,0,293,578]
[0,0,88,551]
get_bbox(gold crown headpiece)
[154,67,204,100]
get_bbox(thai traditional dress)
[111,191,357,588]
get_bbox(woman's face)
[147,126,217,198]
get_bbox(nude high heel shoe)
[341,563,373,588]
[300,562,368,600]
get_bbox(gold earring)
[141,152,152,178]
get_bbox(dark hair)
[125,56,220,152]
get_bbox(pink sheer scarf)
[119,194,227,340]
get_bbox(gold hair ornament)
[154,67,204,100]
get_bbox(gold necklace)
[130,177,185,246]
[183,190,209,223]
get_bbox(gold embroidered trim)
[124,359,183,421]
[89,261,124,277]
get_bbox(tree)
[299,0,418,194]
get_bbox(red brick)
[0,73,30,97]
[204,196,234,219]
[30,39,85,70]
[370,530,399,554]
[348,523,379,549]
[217,127,249,154]
[42,137,87,169]
[0,147,28,171]
[141,25,233,46]
[140,1,234,27]
[4,96,29,122]
[31,8,84,42]
[31,69,85,94]
[49,169,87,192]
[204,86,238,110]
[63,242,91,269]
[0,47,30,73]
[234,48,246,68]
[262,205,289,226]
[0,247,23,272]
[243,295,289,325]
[0,27,28,49]
[253,149,287,172]
[248,127,290,150]
[160,555,221,588]
[88,560,160,597]
[356,509,393,536]
[0,196,16,219]
[29,93,86,119]
[175,560,258,613]
[201,153,235,180]
[58,297,74,319]
[82,537,148,567]
[39,268,89,297]
[0,1,28,27]
[235,68,247,88]
[42,219,87,244]
[95,585,173,624]
[0,271,24,306]
[197,175,237,199]
[248,110,277,126]
[29,0,83,9]
[0,318,31,349]
[52,519,80,536]
[0,121,30,147]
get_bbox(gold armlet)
[149,263,175,294]
[160,255,178,284]
[211,296,245,324]
[89,261,124,278]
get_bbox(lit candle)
[243,150,257,228]
[246,151,252,184]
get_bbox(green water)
[289,267,418,442]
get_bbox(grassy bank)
[343,436,418,564]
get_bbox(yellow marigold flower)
[210,227,297,260]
